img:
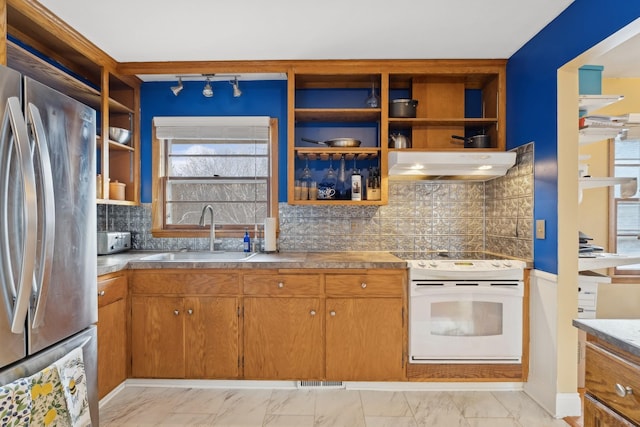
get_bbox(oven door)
[409,283,523,363]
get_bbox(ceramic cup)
[317,187,335,200]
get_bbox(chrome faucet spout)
[199,204,216,251]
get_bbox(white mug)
[318,188,335,199]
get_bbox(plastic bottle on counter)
[351,169,362,201]
[243,228,251,252]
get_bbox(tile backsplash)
[98,143,533,260]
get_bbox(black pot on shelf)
[451,134,491,148]
[389,99,418,118]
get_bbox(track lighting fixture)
[170,77,183,96]
[202,74,214,98]
[230,77,242,97]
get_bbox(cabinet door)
[97,273,128,398]
[97,298,127,398]
[244,297,324,379]
[584,394,636,427]
[131,296,185,378]
[184,297,239,379]
[326,298,404,381]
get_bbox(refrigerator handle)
[26,104,55,329]
[2,97,38,334]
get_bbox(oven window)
[431,301,503,337]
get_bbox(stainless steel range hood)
[388,151,517,180]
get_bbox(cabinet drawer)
[585,342,640,424]
[243,274,322,296]
[131,271,240,295]
[97,274,127,307]
[584,394,636,427]
[326,273,403,297]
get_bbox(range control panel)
[408,259,526,281]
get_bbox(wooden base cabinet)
[243,269,406,381]
[131,296,185,378]
[243,272,324,379]
[130,268,406,382]
[185,296,240,378]
[326,298,403,381]
[584,394,636,427]
[131,295,240,379]
[97,273,128,399]
[584,337,640,426]
[325,272,406,381]
[130,271,241,379]
[244,297,324,379]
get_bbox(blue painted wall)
[139,80,288,203]
[507,0,640,273]
[138,0,640,274]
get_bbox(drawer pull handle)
[98,291,105,297]
[188,309,193,315]
[361,282,367,289]
[278,282,284,288]
[615,383,633,397]
[330,310,336,317]
[310,310,316,316]
[174,310,180,316]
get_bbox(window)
[612,137,640,275]
[151,117,278,238]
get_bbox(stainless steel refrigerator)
[0,65,98,425]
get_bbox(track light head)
[202,80,213,98]
[202,74,214,98]
[230,77,242,97]
[170,77,183,96]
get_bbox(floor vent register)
[296,381,345,389]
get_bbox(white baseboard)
[98,382,126,408]
[119,378,524,392]
[555,392,582,418]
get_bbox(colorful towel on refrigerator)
[0,376,32,426]
[29,364,71,426]
[53,347,90,427]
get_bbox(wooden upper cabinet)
[388,70,504,151]
[4,1,141,205]
[288,71,387,206]
[287,60,506,206]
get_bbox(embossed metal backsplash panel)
[98,143,533,260]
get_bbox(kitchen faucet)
[199,204,216,251]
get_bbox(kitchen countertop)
[573,318,640,358]
[97,251,407,276]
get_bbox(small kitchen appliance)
[97,231,132,255]
[408,259,525,364]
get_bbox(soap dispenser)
[243,228,251,252]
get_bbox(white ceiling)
[592,34,640,78]
[38,0,574,63]
[35,0,640,80]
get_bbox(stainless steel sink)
[138,251,257,262]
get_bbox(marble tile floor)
[99,386,572,427]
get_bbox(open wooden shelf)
[295,108,381,122]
